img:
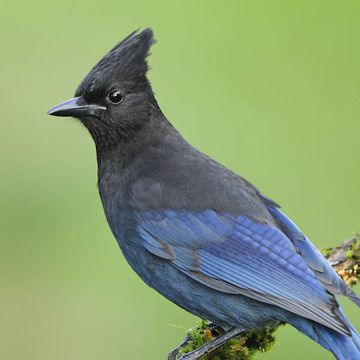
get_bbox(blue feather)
[137,209,350,335]
[267,205,360,307]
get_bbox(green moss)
[322,234,360,261]
[321,247,333,258]
[346,237,360,259]
[179,320,210,357]
[177,321,280,360]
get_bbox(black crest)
[77,28,155,96]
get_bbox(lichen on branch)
[176,321,281,360]
[324,233,360,286]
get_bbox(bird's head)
[48,28,157,148]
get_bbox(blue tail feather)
[290,311,360,360]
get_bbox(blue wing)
[137,209,349,335]
[265,204,360,307]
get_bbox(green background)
[1,1,359,359]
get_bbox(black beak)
[47,96,106,117]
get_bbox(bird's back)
[97,117,276,228]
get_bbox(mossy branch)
[168,233,360,360]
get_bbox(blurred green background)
[1,1,359,359]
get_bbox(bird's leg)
[179,326,245,360]
[167,322,223,359]
[169,325,245,360]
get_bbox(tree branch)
[168,233,360,360]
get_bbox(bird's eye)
[108,89,123,104]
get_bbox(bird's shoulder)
[129,133,275,224]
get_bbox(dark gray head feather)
[72,29,160,150]
[76,28,155,98]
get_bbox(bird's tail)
[289,310,360,360]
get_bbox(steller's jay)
[48,29,360,359]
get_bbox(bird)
[48,28,360,359]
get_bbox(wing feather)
[137,209,349,335]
